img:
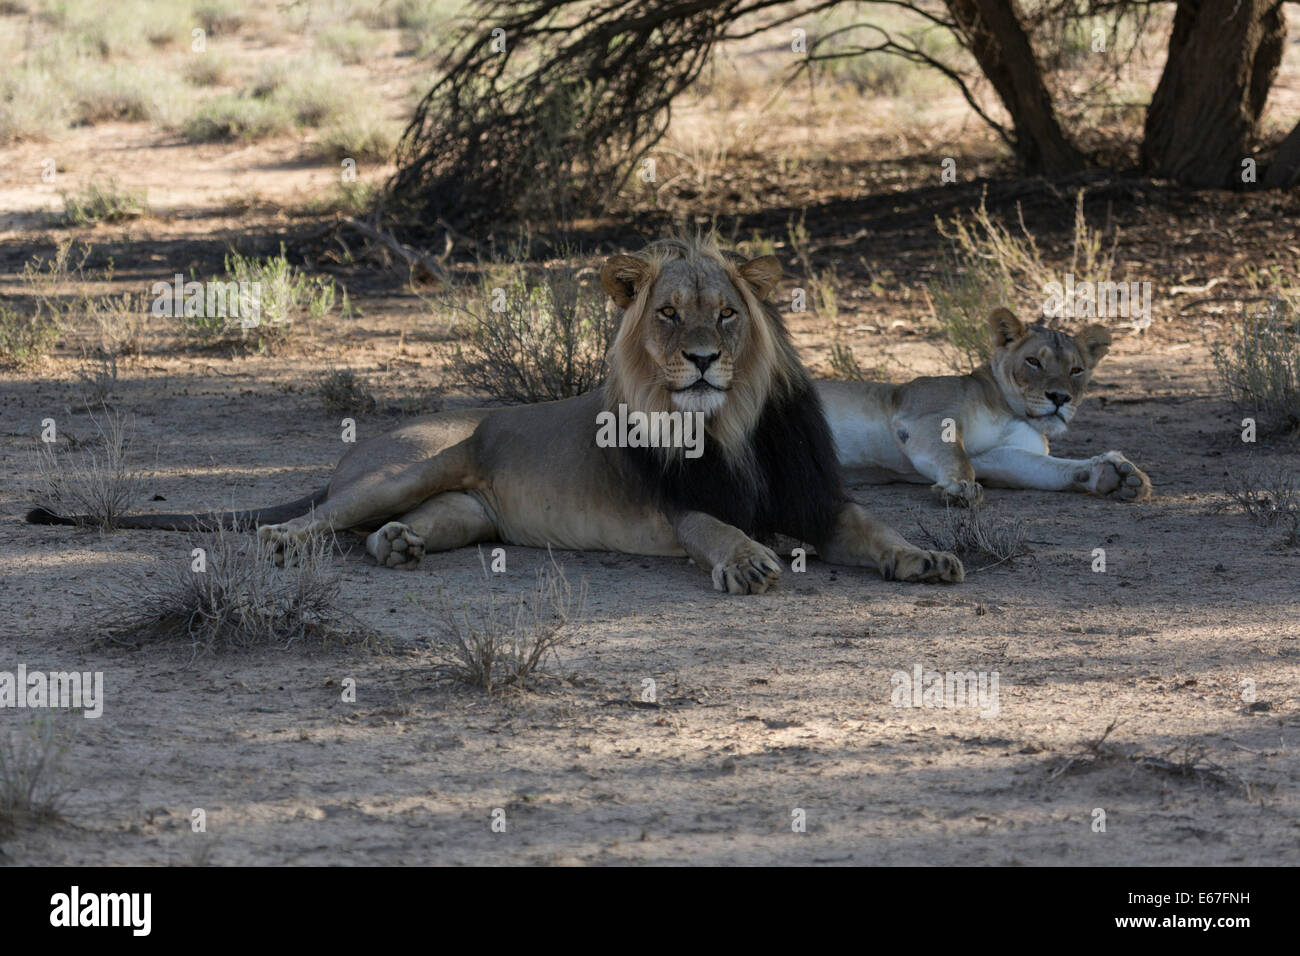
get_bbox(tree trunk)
[943,0,1085,176]
[1143,0,1286,187]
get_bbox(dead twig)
[341,217,448,284]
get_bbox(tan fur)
[819,307,1152,505]
[255,236,963,592]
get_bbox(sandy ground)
[2,327,1298,866]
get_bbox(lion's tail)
[25,487,330,531]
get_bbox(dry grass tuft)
[99,522,363,654]
[1048,721,1258,797]
[931,190,1118,370]
[1210,301,1300,436]
[59,178,148,225]
[1223,467,1300,546]
[316,366,377,416]
[433,551,587,693]
[917,505,1028,570]
[0,715,73,839]
[33,406,146,530]
[441,256,616,404]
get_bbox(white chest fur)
[962,409,1049,455]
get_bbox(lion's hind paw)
[366,521,425,570]
[257,521,316,567]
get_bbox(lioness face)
[987,308,1111,437]
[602,250,782,419]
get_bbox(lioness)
[31,237,962,593]
[817,308,1151,506]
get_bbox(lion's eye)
[719,307,736,321]
[1025,356,1041,368]
[658,307,678,321]
[1070,366,1084,376]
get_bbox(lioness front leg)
[893,415,983,507]
[671,511,782,594]
[969,447,1151,501]
[819,502,964,583]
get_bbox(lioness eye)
[1070,367,1084,376]
[658,307,678,321]
[1025,356,1041,368]
[719,307,736,320]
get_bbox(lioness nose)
[684,350,720,374]
[1046,390,1069,407]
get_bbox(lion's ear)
[737,255,782,299]
[1075,323,1112,368]
[988,307,1026,348]
[601,255,652,309]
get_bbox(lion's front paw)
[366,521,425,570]
[881,547,964,584]
[711,540,782,595]
[931,478,984,509]
[1090,452,1151,502]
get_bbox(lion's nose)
[684,350,720,374]
[1046,390,1069,407]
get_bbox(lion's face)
[987,308,1112,437]
[601,243,785,431]
[637,257,752,416]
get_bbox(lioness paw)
[258,521,315,567]
[711,541,782,595]
[881,547,964,584]
[366,521,425,570]
[1090,452,1151,502]
[931,478,984,509]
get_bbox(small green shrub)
[316,366,377,415]
[180,94,293,142]
[194,1,245,36]
[316,115,398,163]
[59,179,148,225]
[0,304,59,366]
[182,51,235,87]
[315,22,380,65]
[175,245,345,349]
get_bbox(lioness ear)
[1075,323,1112,368]
[988,307,1026,348]
[737,255,782,299]
[601,254,652,309]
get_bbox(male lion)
[817,307,1151,507]
[30,237,962,593]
